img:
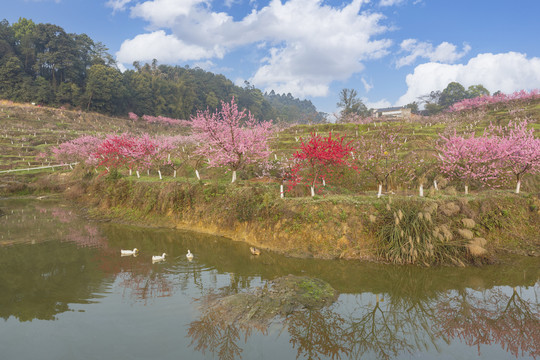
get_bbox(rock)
[200,275,338,327]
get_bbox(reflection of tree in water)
[188,289,258,360]
[287,308,349,360]
[435,287,540,358]
[344,294,417,360]
[117,270,173,305]
[189,281,540,360]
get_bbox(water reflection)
[189,283,539,360]
[0,198,539,360]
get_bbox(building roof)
[376,106,404,112]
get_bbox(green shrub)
[373,199,465,266]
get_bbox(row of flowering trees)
[449,89,540,112]
[52,98,539,197]
[438,120,540,194]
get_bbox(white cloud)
[363,97,391,109]
[116,30,218,64]
[130,0,209,28]
[361,77,373,92]
[397,52,540,105]
[105,0,132,13]
[114,0,392,98]
[396,39,471,68]
[379,0,406,6]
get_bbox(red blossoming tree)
[289,132,354,196]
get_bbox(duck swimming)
[121,248,138,256]
[186,250,194,261]
[152,253,166,262]
[250,247,261,255]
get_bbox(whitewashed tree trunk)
[158,170,162,180]
[322,179,326,187]
[136,170,140,178]
[147,169,150,176]
[280,184,284,198]
[515,179,521,194]
[129,169,132,176]
[274,154,278,160]
[419,184,424,197]
[167,153,170,162]
[377,184,382,198]
[231,170,237,183]
[195,169,200,180]
[173,170,177,178]
[433,179,438,191]
[464,185,469,195]
[310,186,315,197]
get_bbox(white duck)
[152,253,166,263]
[121,248,139,256]
[186,250,194,261]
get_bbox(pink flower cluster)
[189,98,273,171]
[438,120,540,192]
[449,89,540,112]
[52,135,102,165]
[127,112,190,126]
[52,134,185,172]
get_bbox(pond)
[0,197,538,360]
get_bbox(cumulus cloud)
[396,39,471,68]
[397,52,540,105]
[116,30,218,64]
[364,98,391,109]
[114,0,392,98]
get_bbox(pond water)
[0,197,538,360]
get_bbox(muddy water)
[0,197,538,359]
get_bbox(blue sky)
[3,0,540,116]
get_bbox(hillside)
[1,97,539,265]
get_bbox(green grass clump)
[374,199,465,266]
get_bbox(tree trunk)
[419,184,424,197]
[280,184,284,199]
[433,179,438,191]
[158,170,162,180]
[173,170,177,178]
[310,186,315,197]
[377,184,382,198]
[136,170,140,178]
[464,184,469,195]
[231,170,237,183]
[195,169,200,180]
[515,179,521,194]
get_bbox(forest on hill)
[0,18,325,123]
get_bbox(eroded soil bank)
[49,171,540,266]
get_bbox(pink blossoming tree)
[189,98,273,182]
[437,132,506,194]
[486,120,540,193]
